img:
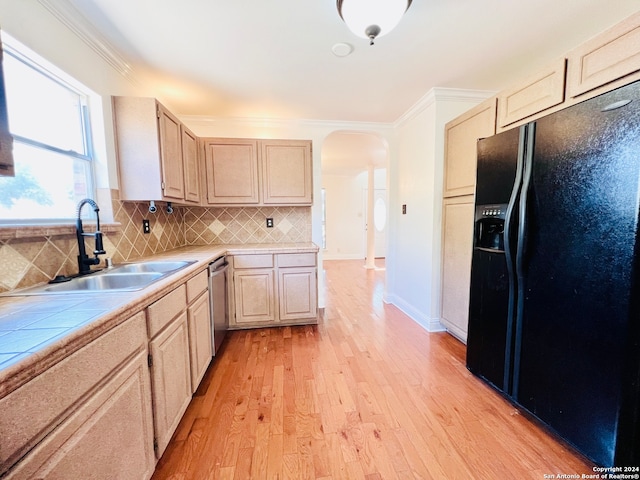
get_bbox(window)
[0,36,95,223]
[321,188,326,249]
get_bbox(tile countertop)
[0,243,318,398]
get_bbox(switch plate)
[402,204,407,214]
[266,218,274,228]
[142,219,150,234]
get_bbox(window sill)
[0,222,122,240]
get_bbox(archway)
[321,131,389,268]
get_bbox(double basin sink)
[8,260,195,296]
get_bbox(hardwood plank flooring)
[152,260,593,479]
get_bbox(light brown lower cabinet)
[233,268,277,325]
[6,350,155,480]
[1,268,218,479]
[187,291,213,390]
[148,310,192,458]
[1,311,155,479]
[229,252,318,328]
[278,267,317,322]
[440,196,475,343]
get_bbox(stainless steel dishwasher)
[208,255,229,355]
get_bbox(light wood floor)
[152,259,593,479]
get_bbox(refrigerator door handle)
[502,125,527,393]
[512,121,536,400]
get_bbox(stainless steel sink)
[41,272,164,293]
[2,259,196,296]
[106,260,193,275]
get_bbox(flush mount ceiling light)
[337,0,412,45]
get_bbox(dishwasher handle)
[209,256,228,276]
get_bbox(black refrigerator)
[466,79,640,467]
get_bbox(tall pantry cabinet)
[440,100,497,342]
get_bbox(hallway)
[152,260,593,479]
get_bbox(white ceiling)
[65,0,640,124]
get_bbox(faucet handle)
[94,231,106,255]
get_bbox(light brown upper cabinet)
[202,138,260,204]
[113,96,200,204]
[497,58,566,128]
[181,126,201,204]
[567,11,640,98]
[261,139,312,204]
[0,34,14,177]
[443,99,497,198]
[157,104,185,200]
[203,138,313,206]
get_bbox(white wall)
[385,90,491,332]
[322,173,364,260]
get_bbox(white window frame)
[0,34,98,225]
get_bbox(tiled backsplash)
[183,206,311,245]
[0,190,311,293]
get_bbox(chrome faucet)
[76,198,106,276]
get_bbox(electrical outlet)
[142,219,150,234]
[266,218,274,228]
[402,204,407,214]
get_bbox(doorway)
[321,131,389,261]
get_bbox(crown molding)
[394,87,496,128]
[38,0,138,83]
[179,114,396,133]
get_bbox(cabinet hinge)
[156,108,161,119]
[161,181,165,190]
[147,354,153,368]
[153,437,158,453]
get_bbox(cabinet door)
[188,291,212,392]
[278,267,317,322]
[497,58,566,128]
[233,269,276,324]
[203,138,259,204]
[149,312,192,458]
[158,105,185,201]
[567,11,640,98]
[440,196,475,342]
[444,100,496,197]
[261,140,312,204]
[182,126,201,204]
[6,350,155,480]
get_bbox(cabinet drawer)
[147,284,187,338]
[0,312,147,475]
[276,253,316,268]
[233,254,273,269]
[186,270,208,304]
